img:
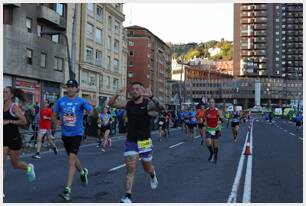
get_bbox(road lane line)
[169,142,184,149]
[283,129,287,132]
[289,132,295,136]
[242,119,254,203]
[194,135,201,139]
[227,126,250,203]
[108,164,126,172]
[299,137,303,140]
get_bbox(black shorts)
[4,135,22,150]
[100,125,111,133]
[296,121,302,127]
[231,122,240,128]
[198,123,204,129]
[188,124,197,129]
[62,136,82,155]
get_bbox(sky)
[123,3,233,44]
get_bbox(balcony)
[254,30,266,36]
[37,5,66,30]
[254,17,267,23]
[254,37,266,43]
[254,11,267,17]
[254,24,267,30]
[254,4,267,10]
[241,18,253,24]
[287,6,303,12]
[254,50,266,56]
[254,44,266,49]
[241,5,254,11]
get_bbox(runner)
[32,99,58,159]
[204,98,224,163]
[183,110,189,135]
[187,109,198,142]
[97,107,113,152]
[158,112,167,141]
[108,82,164,203]
[196,104,206,145]
[295,112,303,129]
[53,79,93,201]
[231,106,241,143]
[3,87,36,185]
[165,111,171,136]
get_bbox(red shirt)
[40,108,53,129]
[205,108,219,128]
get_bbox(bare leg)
[66,153,80,188]
[10,150,28,171]
[124,155,138,194]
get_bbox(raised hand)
[116,88,125,96]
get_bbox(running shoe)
[80,168,88,185]
[26,163,36,182]
[208,154,214,162]
[32,154,41,159]
[120,196,132,203]
[150,171,158,190]
[60,187,71,201]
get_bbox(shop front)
[15,78,41,104]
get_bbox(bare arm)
[107,88,127,109]
[147,96,165,112]
[218,110,225,123]
[8,104,27,126]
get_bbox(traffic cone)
[244,142,251,156]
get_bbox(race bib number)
[191,117,196,121]
[206,128,217,135]
[63,115,76,126]
[159,121,164,125]
[137,139,152,150]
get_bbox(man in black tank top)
[108,82,164,203]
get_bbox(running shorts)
[231,122,240,128]
[62,136,82,155]
[124,139,153,162]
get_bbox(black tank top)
[126,99,151,142]
[3,104,20,138]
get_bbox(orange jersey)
[196,110,205,124]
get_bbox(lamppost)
[178,57,188,111]
[266,87,271,110]
[40,31,75,80]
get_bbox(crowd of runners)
[3,79,302,202]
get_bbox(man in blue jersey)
[187,109,198,142]
[53,79,93,201]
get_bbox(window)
[87,3,94,16]
[56,3,64,16]
[130,51,134,56]
[113,78,119,90]
[86,47,93,63]
[99,75,103,90]
[40,53,47,68]
[128,72,133,78]
[275,18,279,22]
[129,31,134,36]
[107,76,110,88]
[96,6,103,21]
[129,61,133,67]
[54,57,64,71]
[107,36,111,50]
[108,16,112,31]
[37,25,42,37]
[52,35,59,43]
[96,50,102,66]
[114,39,119,53]
[113,58,119,71]
[96,28,102,44]
[128,40,134,46]
[26,17,32,32]
[26,49,33,65]
[114,20,120,34]
[87,23,94,40]
[107,56,111,68]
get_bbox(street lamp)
[40,31,75,80]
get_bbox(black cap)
[66,79,79,87]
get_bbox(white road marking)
[299,137,303,140]
[242,119,254,203]
[108,164,126,172]
[283,129,287,132]
[194,135,201,139]
[289,132,295,136]
[169,142,184,149]
[227,122,251,203]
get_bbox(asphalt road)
[3,115,303,203]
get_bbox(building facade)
[69,3,127,106]
[233,3,303,80]
[126,26,172,105]
[3,3,68,103]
